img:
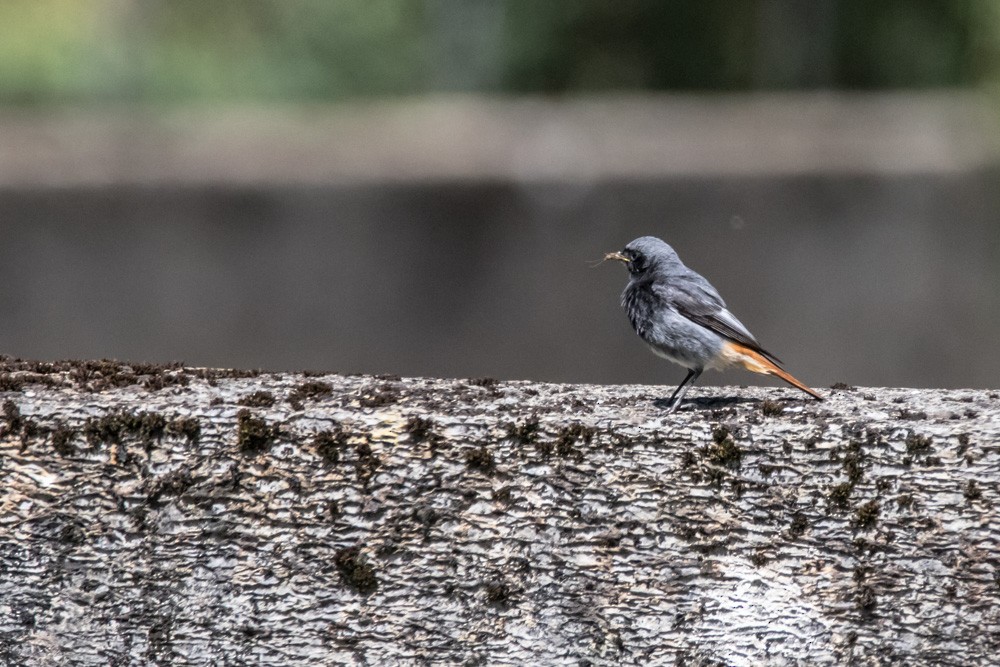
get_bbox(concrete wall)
[1,94,999,389]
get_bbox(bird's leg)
[665,369,695,405]
[665,368,702,413]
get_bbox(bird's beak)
[603,251,630,264]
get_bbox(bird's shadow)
[651,395,759,411]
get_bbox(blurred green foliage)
[0,0,996,104]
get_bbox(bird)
[604,236,822,413]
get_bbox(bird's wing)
[654,276,783,365]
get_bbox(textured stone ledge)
[0,359,997,665]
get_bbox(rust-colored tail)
[723,342,824,400]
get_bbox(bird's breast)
[622,283,656,339]
[622,284,724,369]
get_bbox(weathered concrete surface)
[0,359,998,665]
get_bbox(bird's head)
[604,236,679,278]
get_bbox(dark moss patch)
[53,359,192,392]
[465,446,495,474]
[313,426,347,465]
[191,367,261,381]
[236,409,281,455]
[141,369,191,391]
[680,450,698,469]
[468,377,499,388]
[166,417,201,444]
[404,416,441,449]
[334,545,378,595]
[55,517,87,546]
[410,505,439,531]
[69,360,137,390]
[296,381,334,399]
[750,550,769,567]
[147,467,194,507]
[83,414,120,447]
[898,409,927,420]
[288,381,333,409]
[554,423,596,461]
[19,418,40,447]
[760,400,785,417]
[51,424,77,457]
[843,440,865,485]
[505,415,540,444]
[238,391,276,408]
[29,361,57,373]
[829,483,853,509]
[354,441,381,486]
[788,513,808,537]
[830,382,855,390]
[857,585,878,614]
[357,383,401,408]
[493,486,513,505]
[236,623,269,643]
[964,480,982,502]
[854,500,880,530]
[0,359,195,391]
[705,425,742,467]
[484,579,515,607]
[905,433,933,455]
[83,411,167,448]
[130,361,183,375]
[0,373,25,392]
[597,529,623,548]
[128,412,167,443]
[1,400,23,437]
[3,401,42,449]
[26,511,88,546]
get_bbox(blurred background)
[1,0,1000,389]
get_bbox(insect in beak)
[603,252,631,264]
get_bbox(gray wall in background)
[2,171,999,389]
[1,94,999,390]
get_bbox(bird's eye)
[629,253,645,272]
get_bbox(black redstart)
[605,236,822,412]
